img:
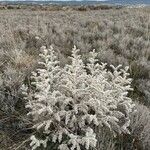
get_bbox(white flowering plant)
[23,45,135,150]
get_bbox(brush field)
[0,5,150,150]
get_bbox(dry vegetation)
[0,4,150,150]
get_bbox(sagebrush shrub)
[130,102,150,149]
[23,46,135,150]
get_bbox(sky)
[0,0,107,1]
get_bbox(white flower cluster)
[24,46,134,150]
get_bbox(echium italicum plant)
[22,45,135,150]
